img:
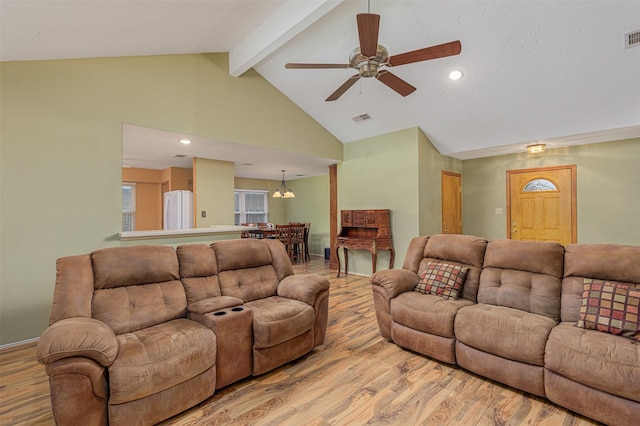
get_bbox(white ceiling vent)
[625,29,640,48]
[352,113,372,123]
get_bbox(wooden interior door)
[507,165,576,245]
[442,171,462,234]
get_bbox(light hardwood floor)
[1,256,599,425]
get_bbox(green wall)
[338,127,455,275]
[462,138,640,244]
[418,129,463,235]
[283,174,331,256]
[0,54,342,345]
[194,158,235,226]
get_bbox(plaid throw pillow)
[577,279,640,341]
[415,262,469,300]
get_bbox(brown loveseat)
[371,234,639,425]
[36,238,330,425]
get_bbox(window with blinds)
[122,183,136,231]
[235,190,268,225]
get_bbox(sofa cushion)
[417,234,487,302]
[455,304,557,366]
[562,243,640,323]
[391,292,474,338]
[176,244,222,305]
[93,281,187,335]
[415,262,468,300]
[244,296,315,349]
[577,279,640,340]
[108,318,216,405]
[92,246,179,289]
[218,266,280,302]
[478,240,564,321]
[545,322,640,403]
[211,239,273,271]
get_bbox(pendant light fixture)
[273,170,295,198]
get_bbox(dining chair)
[240,223,256,239]
[275,224,293,259]
[289,224,306,262]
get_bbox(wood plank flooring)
[0,256,600,425]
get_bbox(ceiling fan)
[285,10,462,101]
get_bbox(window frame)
[234,189,269,225]
[122,182,137,231]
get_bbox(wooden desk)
[335,209,394,277]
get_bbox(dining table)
[246,228,277,239]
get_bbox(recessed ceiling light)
[179,139,192,145]
[449,70,463,80]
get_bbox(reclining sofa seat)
[544,243,640,425]
[371,234,488,364]
[36,246,217,426]
[455,239,564,397]
[177,238,330,381]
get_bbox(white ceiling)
[2,0,640,180]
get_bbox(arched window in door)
[523,178,557,192]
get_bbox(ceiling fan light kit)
[285,9,462,101]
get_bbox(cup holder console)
[212,307,244,316]
[206,305,253,389]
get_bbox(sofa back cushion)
[562,243,640,323]
[90,246,187,334]
[478,239,564,321]
[212,239,293,302]
[176,244,221,305]
[415,234,488,302]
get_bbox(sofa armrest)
[188,296,245,314]
[36,317,118,367]
[277,274,330,306]
[370,269,419,298]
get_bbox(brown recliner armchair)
[177,238,330,383]
[370,234,488,364]
[36,245,217,426]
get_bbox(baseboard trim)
[0,337,39,351]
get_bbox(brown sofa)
[36,238,330,425]
[371,234,639,425]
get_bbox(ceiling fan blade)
[286,63,350,69]
[376,70,416,97]
[357,13,380,57]
[388,40,462,67]
[326,75,361,101]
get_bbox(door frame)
[441,171,462,234]
[506,165,577,243]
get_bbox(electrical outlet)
[201,211,206,218]
[495,208,503,215]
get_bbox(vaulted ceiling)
[2,0,639,178]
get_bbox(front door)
[442,171,462,234]
[507,165,576,245]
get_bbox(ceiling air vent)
[174,154,188,158]
[625,29,640,48]
[352,113,372,123]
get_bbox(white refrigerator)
[163,190,193,230]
